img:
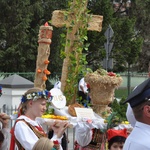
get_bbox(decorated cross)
[51,0,103,103]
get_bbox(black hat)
[123,78,150,108]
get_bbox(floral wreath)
[0,86,2,97]
[21,90,52,103]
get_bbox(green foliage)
[111,17,143,71]
[111,97,128,121]
[101,111,122,133]
[106,112,121,129]
[87,0,114,71]
[0,0,68,73]
[0,0,149,74]
[58,0,91,102]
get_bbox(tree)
[0,0,149,74]
[131,0,150,71]
[112,17,143,72]
[87,0,114,71]
[0,0,68,73]
[87,0,144,72]
[0,0,36,72]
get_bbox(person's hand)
[51,120,69,138]
[0,113,10,128]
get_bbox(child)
[107,129,127,150]
[10,87,69,150]
[32,137,59,150]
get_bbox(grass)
[115,88,128,99]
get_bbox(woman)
[107,129,127,150]
[10,87,69,150]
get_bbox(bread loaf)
[68,103,84,117]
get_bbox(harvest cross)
[51,0,103,103]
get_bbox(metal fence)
[0,106,18,128]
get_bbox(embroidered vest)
[12,119,47,150]
[75,129,107,150]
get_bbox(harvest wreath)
[84,69,123,116]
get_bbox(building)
[0,74,34,111]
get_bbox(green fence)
[0,71,148,92]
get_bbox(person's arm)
[50,121,69,138]
[0,113,10,150]
[1,128,10,150]
[50,121,69,150]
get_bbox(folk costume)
[10,88,63,150]
[10,115,63,150]
[75,126,106,150]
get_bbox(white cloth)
[126,104,136,127]
[74,116,132,147]
[54,81,61,89]
[78,78,88,93]
[75,123,93,147]
[126,87,137,127]
[14,115,63,150]
[123,121,150,150]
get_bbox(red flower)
[53,140,59,144]
[108,72,116,76]
[87,83,90,89]
[48,92,51,98]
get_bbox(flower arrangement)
[0,86,2,97]
[21,90,51,103]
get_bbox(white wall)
[0,88,29,110]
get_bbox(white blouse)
[14,115,62,150]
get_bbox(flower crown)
[21,90,51,103]
[0,86,2,97]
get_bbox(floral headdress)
[21,90,51,103]
[0,86,2,97]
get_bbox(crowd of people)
[0,70,150,150]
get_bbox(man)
[78,77,88,105]
[123,78,150,150]
[126,68,150,127]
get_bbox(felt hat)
[123,78,150,108]
[107,129,127,141]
